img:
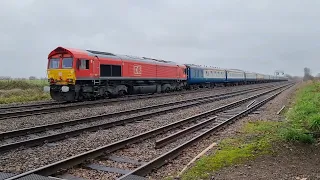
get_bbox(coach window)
[79,59,90,70]
[62,58,73,69]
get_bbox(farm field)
[0,80,50,104]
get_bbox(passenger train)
[44,47,288,101]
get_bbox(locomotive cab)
[44,48,78,101]
[47,56,76,86]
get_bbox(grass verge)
[0,80,50,104]
[282,81,320,143]
[180,121,283,180]
[180,81,320,180]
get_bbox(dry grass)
[0,80,50,104]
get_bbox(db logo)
[134,65,142,75]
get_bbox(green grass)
[0,79,48,90]
[0,80,50,104]
[282,81,320,143]
[180,81,320,180]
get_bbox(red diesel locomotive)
[44,47,187,101]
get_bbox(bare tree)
[303,67,314,81]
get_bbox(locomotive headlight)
[43,86,50,92]
[61,86,70,92]
[67,78,73,83]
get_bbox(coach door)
[92,56,100,78]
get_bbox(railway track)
[119,86,292,180]
[0,101,63,112]
[0,83,276,120]
[0,83,293,180]
[0,84,279,152]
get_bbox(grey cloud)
[1,0,320,77]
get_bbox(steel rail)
[0,85,273,141]
[0,101,63,111]
[118,84,293,179]
[3,83,293,180]
[155,116,217,148]
[0,85,276,152]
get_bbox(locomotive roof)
[48,47,185,66]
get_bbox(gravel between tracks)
[74,91,280,180]
[0,83,279,133]
[0,104,186,145]
[61,89,283,180]
[0,84,268,108]
[0,83,277,133]
[147,82,299,179]
[111,104,250,162]
[65,168,121,180]
[0,87,272,173]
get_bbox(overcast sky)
[1,0,319,78]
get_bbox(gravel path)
[148,82,299,179]
[0,83,275,133]
[0,87,272,173]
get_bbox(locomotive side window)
[79,59,90,70]
[112,65,121,77]
[49,58,60,69]
[62,58,73,69]
[100,64,122,77]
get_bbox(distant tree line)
[284,74,302,81]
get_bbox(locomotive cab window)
[78,59,90,70]
[49,58,60,69]
[62,58,73,69]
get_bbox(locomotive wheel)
[165,87,171,93]
[118,90,126,97]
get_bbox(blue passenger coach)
[244,71,257,83]
[226,69,246,84]
[185,64,227,88]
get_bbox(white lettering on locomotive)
[133,65,142,75]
